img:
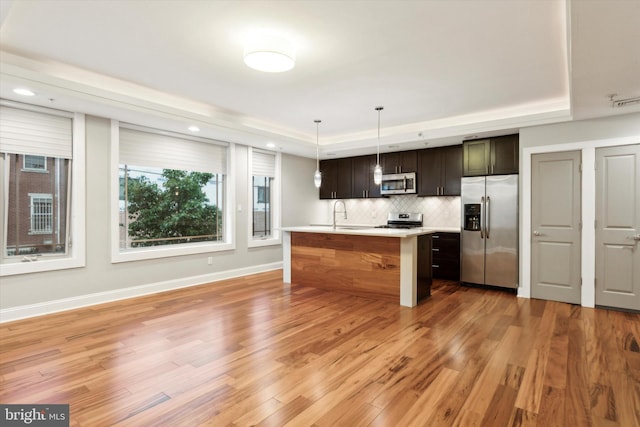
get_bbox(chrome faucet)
[332,200,347,229]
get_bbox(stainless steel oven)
[380,172,416,195]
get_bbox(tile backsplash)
[319,195,461,228]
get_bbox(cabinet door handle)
[432,248,440,252]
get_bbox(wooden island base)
[291,232,402,302]
[285,231,432,305]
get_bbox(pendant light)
[373,106,384,185]
[313,119,322,188]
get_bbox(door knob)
[533,230,541,236]
[628,234,640,241]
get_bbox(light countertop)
[280,225,439,238]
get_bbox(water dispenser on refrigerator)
[464,204,481,231]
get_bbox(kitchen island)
[280,226,436,307]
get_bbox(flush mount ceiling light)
[244,34,295,73]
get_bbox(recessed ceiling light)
[13,88,36,96]
[266,142,276,149]
[244,33,295,73]
[188,125,200,132]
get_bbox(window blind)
[252,149,276,177]
[119,126,227,174]
[0,105,73,159]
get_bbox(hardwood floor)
[1,270,639,426]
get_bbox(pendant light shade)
[373,164,383,185]
[314,120,322,188]
[374,106,384,185]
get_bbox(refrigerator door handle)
[486,196,491,239]
[480,196,485,239]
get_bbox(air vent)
[611,96,640,108]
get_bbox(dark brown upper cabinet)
[351,155,382,199]
[491,134,519,175]
[418,145,462,196]
[381,150,417,174]
[463,134,519,176]
[319,158,352,199]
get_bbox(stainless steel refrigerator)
[461,175,518,289]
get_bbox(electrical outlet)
[207,256,213,265]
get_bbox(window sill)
[0,256,85,277]
[112,241,235,263]
[20,168,49,173]
[248,237,281,248]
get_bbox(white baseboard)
[0,262,282,323]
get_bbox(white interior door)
[531,151,582,304]
[595,144,640,311]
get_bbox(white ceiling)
[0,0,638,159]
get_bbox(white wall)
[0,115,319,321]
[518,112,640,306]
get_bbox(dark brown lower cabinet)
[418,234,433,300]
[431,232,460,281]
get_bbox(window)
[23,155,47,172]
[119,166,224,248]
[248,148,280,247]
[29,193,53,234]
[112,123,231,262]
[253,176,272,237]
[0,102,85,276]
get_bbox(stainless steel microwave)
[380,172,417,195]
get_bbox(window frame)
[0,105,85,277]
[110,121,235,263]
[28,193,53,234]
[247,147,281,248]
[23,155,48,172]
